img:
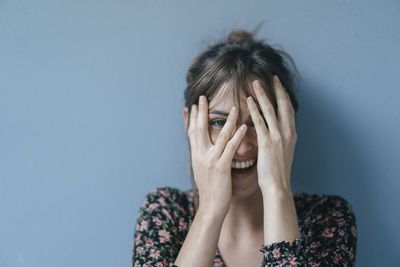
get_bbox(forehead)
[208,76,270,112]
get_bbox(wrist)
[260,183,293,198]
[196,205,227,225]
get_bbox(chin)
[231,177,260,199]
[231,165,259,198]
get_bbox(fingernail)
[240,124,247,131]
[247,96,253,104]
[253,80,260,89]
[273,75,279,82]
[230,106,236,115]
[199,95,204,105]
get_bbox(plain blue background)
[1,0,399,266]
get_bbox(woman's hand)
[247,75,297,193]
[187,95,248,216]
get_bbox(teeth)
[231,159,256,169]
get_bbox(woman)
[132,29,357,267]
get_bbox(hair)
[183,26,301,212]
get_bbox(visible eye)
[210,119,226,128]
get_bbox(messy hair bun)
[186,27,264,84]
[227,29,255,42]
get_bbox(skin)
[175,75,300,267]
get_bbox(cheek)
[208,127,220,145]
[248,128,259,145]
[247,127,257,138]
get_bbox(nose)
[234,129,255,156]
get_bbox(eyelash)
[210,119,226,127]
[209,119,255,128]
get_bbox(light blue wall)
[1,0,399,266]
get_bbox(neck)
[221,186,264,239]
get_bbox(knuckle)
[219,131,229,142]
[188,121,194,131]
[266,105,275,115]
[188,130,195,140]
[227,114,237,124]
[284,131,297,142]
[224,141,234,153]
[197,123,206,132]
[192,127,199,138]
[283,104,292,114]
[277,97,286,106]
[255,115,264,125]
[283,102,293,113]
[190,108,197,118]
[283,131,291,140]
[271,132,283,143]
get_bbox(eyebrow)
[209,109,264,118]
[209,110,229,116]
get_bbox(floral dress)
[132,187,357,267]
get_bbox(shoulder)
[296,192,354,214]
[294,192,356,232]
[294,192,354,213]
[140,186,194,207]
[133,187,194,261]
[138,186,195,222]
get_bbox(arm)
[262,187,301,245]
[246,76,303,264]
[247,77,356,265]
[174,98,248,266]
[132,187,227,267]
[173,207,225,267]
[258,195,357,267]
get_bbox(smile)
[231,158,257,169]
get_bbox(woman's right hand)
[187,95,248,217]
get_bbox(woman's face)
[185,76,274,199]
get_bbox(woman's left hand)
[246,75,297,193]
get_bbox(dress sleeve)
[132,187,183,267]
[258,195,357,267]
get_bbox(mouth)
[231,158,257,176]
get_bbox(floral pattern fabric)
[132,187,357,267]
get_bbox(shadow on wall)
[291,77,396,266]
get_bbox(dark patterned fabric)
[132,187,357,267]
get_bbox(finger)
[220,124,248,162]
[247,96,269,143]
[188,104,198,146]
[252,79,280,136]
[197,95,212,147]
[213,106,238,158]
[273,75,296,133]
